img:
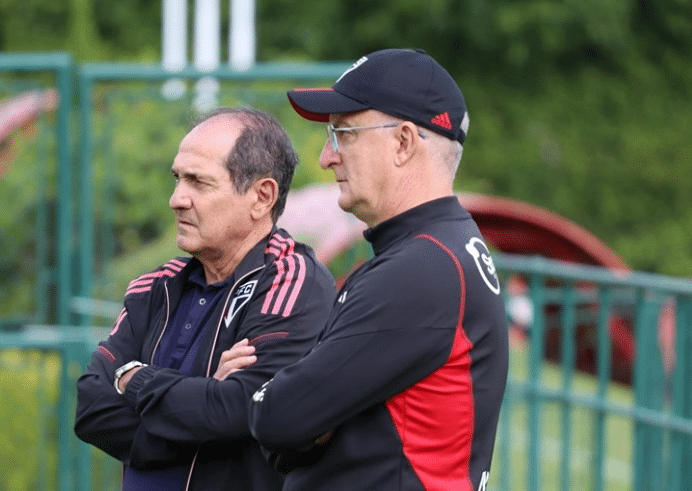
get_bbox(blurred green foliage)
[0,0,161,61]
[0,0,691,325]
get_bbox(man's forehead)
[330,109,385,126]
[330,110,367,125]
[182,115,242,151]
[171,149,226,176]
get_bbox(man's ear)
[250,178,279,221]
[394,122,420,167]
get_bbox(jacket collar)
[363,197,469,256]
[172,226,282,290]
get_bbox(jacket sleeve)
[249,239,462,450]
[123,258,335,448]
[73,306,147,462]
[74,261,196,468]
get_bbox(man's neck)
[365,187,454,228]
[200,224,272,284]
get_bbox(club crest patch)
[224,280,257,327]
[465,237,501,295]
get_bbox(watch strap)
[114,360,147,395]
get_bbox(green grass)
[0,350,59,490]
[490,340,634,491]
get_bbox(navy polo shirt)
[153,266,233,375]
[122,265,233,491]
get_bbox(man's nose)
[319,139,340,169]
[169,182,190,209]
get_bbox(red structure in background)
[279,184,650,384]
[457,193,629,270]
[0,89,58,178]
[458,193,636,384]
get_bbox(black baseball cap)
[287,48,469,144]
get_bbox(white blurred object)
[230,0,256,71]
[508,295,534,328]
[194,0,221,112]
[161,0,188,100]
[194,0,221,72]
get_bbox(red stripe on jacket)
[262,233,306,317]
[125,259,184,296]
[385,234,475,491]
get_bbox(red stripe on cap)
[292,88,334,92]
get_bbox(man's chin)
[337,194,353,213]
[176,237,196,255]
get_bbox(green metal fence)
[492,254,692,491]
[0,53,74,328]
[1,52,692,490]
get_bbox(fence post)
[58,336,76,491]
[54,54,75,327]
[75,330,96,491]
[593,286,613,491]
[632,289,665,491]
[670,297,692,491]
[0,52,75,326]
[527,270,546,491]
[76,69,95,327]
[560,282,577,491]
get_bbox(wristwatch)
[114,360,147,395]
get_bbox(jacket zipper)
[150,281,172,363]
[185,264,265,490]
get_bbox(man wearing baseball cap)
[249,48,509,491]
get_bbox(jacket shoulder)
[259,230,335,316]
[265,230,303,261]
[124,257,189,299]
[264,229,322,266]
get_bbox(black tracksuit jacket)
[74,229,336,491]
[250,198,509,491]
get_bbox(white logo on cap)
[461,111,470,137]
[336,56,368,83]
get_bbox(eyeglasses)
[326,122,428,152]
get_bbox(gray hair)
[194,107,298,223]
[375,112,464,177]
[424,129,464,177]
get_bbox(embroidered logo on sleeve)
[465,237,501,295]
[224,280,257,327]
[252,379,271,402]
